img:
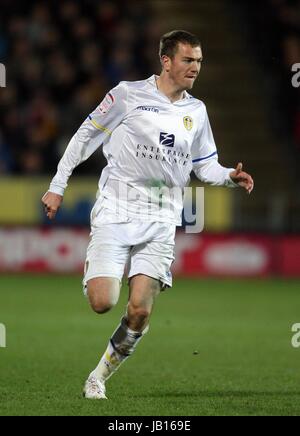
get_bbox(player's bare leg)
[84,274,161,399]
[87,277,121,314]
[127,274,161,331]
[83,277,120,399]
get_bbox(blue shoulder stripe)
[192,151,218,163]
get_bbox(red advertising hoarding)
[0,228,299,277]
[278,236,300,277]
[173,233,275,277]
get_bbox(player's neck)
[156,74,185,103]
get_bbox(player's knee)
[87,278,119,314]
[90,297,115,314]
[127,303,151,325]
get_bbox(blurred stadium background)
[0,0,300,278]
[1,0,300,416]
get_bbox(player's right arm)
[41,191,63,220]
[41,82,128,220]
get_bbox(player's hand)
[41,192,63,220]
[230,162,254,194]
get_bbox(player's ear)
[161,55,171,72]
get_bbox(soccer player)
[42,30,254,399]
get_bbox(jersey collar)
[146,75,191,104]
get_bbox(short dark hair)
[159,30,201,59]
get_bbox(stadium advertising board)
[0,177,232,231]
[0,229,299,277]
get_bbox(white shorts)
[83,208,176,294]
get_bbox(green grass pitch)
[0,275,300,416]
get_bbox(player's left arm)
[229,162,254,194]
[192,104,254,194]
[193,157,253,192]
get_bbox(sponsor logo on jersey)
[135,106,159,113]
[135,144,190,166]
[183,116,193,131]
[98,92,115,114]
[159,132,175,147]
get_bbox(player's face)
[167,43,203,90]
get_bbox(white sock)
[92,317,149,383]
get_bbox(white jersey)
[49,75,237,225]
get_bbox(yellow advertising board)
[0,177,97,225]
[0,177,233,230]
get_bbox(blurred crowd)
[243,0,300,161]
[0,0,160,175]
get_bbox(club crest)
[183,116,193,131]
